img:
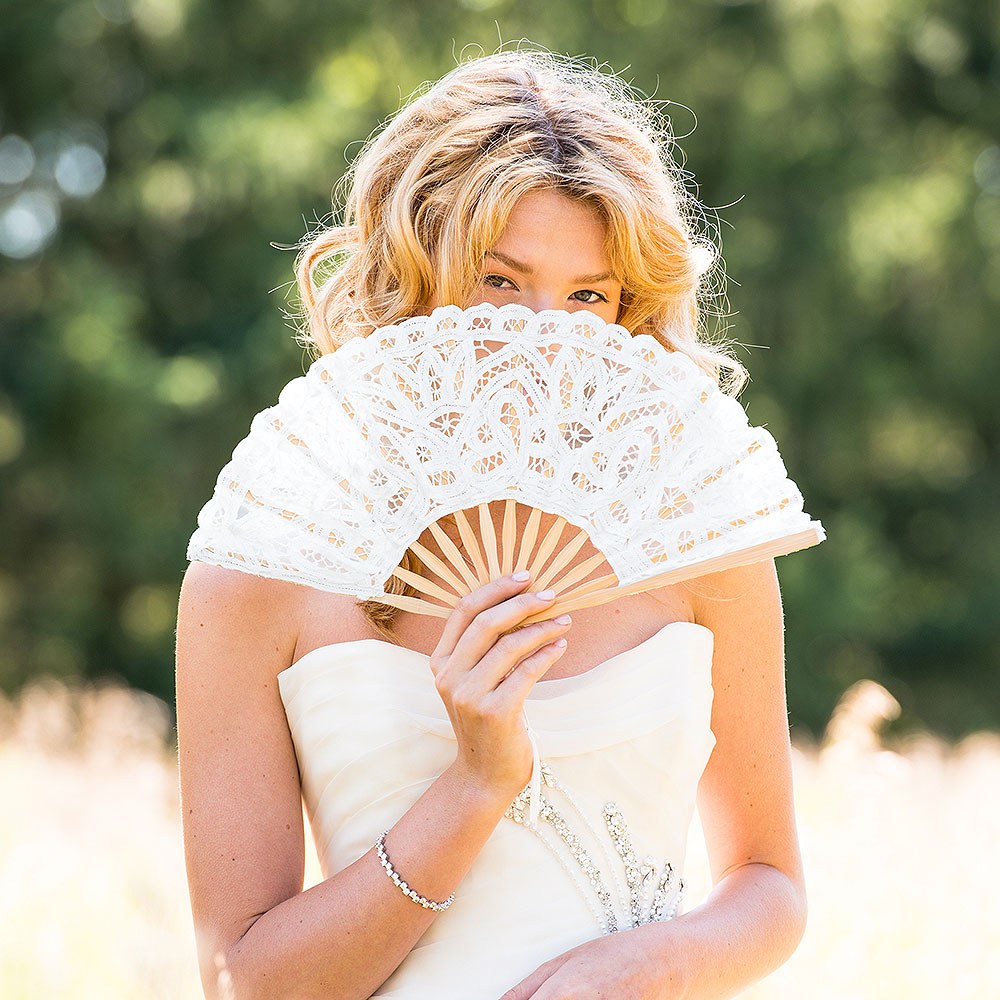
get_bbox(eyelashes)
[481,274,609,304]
[482,274,513,289]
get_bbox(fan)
[186,303,825,623]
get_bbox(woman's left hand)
[498,925,686,1000]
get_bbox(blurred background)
[1,1,997,997]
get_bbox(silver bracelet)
[375,830,456,911]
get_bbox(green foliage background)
[1,0,997,740]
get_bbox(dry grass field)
[1,677,996,999]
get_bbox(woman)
[176,49,808,999]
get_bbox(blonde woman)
[177,49,807,999]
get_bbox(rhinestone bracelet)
[375,831,456,912]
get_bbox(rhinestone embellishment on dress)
[504,760,685,935]
[603,802,684,926]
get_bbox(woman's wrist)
[627,920,692,999]
[638,863,807,1000]
[444,756,521,816]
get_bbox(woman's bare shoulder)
[180,561,363,612]
[181,559,297,602]
[177,562,362,675]
[685,558,784,635]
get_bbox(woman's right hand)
[430,572,572,801]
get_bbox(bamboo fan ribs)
[187,303,825,620]
[395,500,620,625]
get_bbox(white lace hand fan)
[187,303,825,623]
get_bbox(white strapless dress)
[277,620,716,999]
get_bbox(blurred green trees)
[1,1,997,740]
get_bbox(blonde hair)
[290,48,750,637]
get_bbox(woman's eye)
[572,290,608,304]
[483,274,516,290]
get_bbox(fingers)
[431,571,575,797]
[465,615,572,696]
[483,632,569,707]
[498,954,566,1000]
[432,571,552,668]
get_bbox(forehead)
[491,189,612,270]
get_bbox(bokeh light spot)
[315,51,380,108]
[156,354,222,409]
[61,314,124,367]
[909,16,968,76]
[0,134,35,185]
[55,143,106,198]
[120,585,177,642]
[0,190,60,258]
[973,145,1000,196]
[132,0,185,39]
[139,160,196,220]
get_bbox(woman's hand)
[431,572,573,799]
[498,925,687,1000]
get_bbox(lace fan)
[187,303,825,623]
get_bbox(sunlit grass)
[685,681,1000,999]
[1,677,996,998]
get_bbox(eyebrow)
[485,249,616,285]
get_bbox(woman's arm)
[175,563,516,1000]
[498,558,807,1000]
[655,557,808,998]
[176,563,575,1000]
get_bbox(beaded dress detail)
[276,620,716,1000]
[505,760,685,935]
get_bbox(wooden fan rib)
[500,499,517,575]
[516,526,825,625]
[478,502,501,582]
[558,571,620,603]
[391,565,463,607]
[543,550,609,595]
[426,519,481,591]
[375,591,452,619]
[454,508,490,584]
[533,526,590,592]
[526,516,570,581]
[514,505,543,573]
[407,538,470,600]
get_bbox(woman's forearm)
[218,759,512,1000]
[642,862,808,1000]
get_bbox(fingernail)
[536,589,556,600]
[554,614,572,625]
[512,570,531,582]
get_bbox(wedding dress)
[277,619,716,999]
